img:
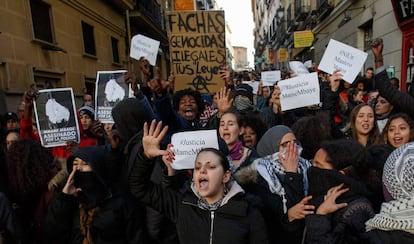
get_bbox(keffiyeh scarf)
[366,198,414,234]
[255,152,311,213]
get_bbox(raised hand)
[142,120,169,160]
[138,57,151,76]
[287,195,315,222]
[62,167,81,196]
[216,87,233,116]
[161,144,176,176]
[90,119,104,139]
[124,71,140,96]
[328,69,343,92]
[219,66,232,87]
[278,141,299,173]
[370,38,383,58]
[316,183,349,215]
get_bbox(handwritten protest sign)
[279,72,320,111]
[130,34,160,66]
[289,61,310,76]
[34,88,80,148]
[318,39,368,83]
[261,70,281,86]
[166,11,226,93]
[95,70,128,123]
[171,130,219,170]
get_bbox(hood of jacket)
[111,97,155,142]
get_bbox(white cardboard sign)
[130,34,160,65]
[318,39,368,83]
[171,130,219,170]
[261,70,281,86]
[289,61,310,76]
[279,72,320,111]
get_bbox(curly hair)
[239,112,268,146]
[291,115,330,160]
[321,139,369,178]
[7,139,57,202]
[172,88,205,117]
[379,113,414,146]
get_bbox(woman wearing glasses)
[235,125,312,244]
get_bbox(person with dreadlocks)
[46,146,147,243]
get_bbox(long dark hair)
[350,103,380,146]
[379,113,414,146]
[7,139,57,203]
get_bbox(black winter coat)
[374,69,414,118]
[362,229,414,243]
[235,166,307,244]
[46,192,146,243]
[129,149,269,244]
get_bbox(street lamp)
[277,5,284,20]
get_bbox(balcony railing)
[136,0,163,29]
[294,0,310,21]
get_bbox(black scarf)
[75,172,110,210]
[307,167,373,208]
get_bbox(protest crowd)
[1,35,414,244]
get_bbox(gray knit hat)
[383,142,414,200]
[256,125,292,157]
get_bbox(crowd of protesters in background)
[0,38,414,244]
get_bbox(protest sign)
[318,39,368,83]
[261,70,281,86]
[241,81,259,94]
[289,61,310,76]
[278,72,320,111]
[166,11,226,93]
[130,34,160,66]
[170,130,219,170]
[34,88,80,148]
[95,70,128,123]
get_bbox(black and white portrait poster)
[34,88,80,148]
[95,70,128,123]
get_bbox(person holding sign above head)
[371,38,414,119]
[128,120,269,244]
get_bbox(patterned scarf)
[255,151,311,213]
[229,140,243,161]
[366,198,414,233]
[198,197,224,211]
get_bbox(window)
[34,76,60,89]
[111,37,120,64]
[33,68,63,89]
[30,0,54,43]
[84,77,96,99]
[82,21,96,56]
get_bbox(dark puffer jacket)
[305,167,375,244]
[46,146,147,243]
[129,148,269,244]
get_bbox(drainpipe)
[125,9,132,71]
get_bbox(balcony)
[294,0,311,22]
[129,0,167,42]
[314,0,334,21]
[110,0,135,10]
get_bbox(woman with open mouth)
[129,120,269,244]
